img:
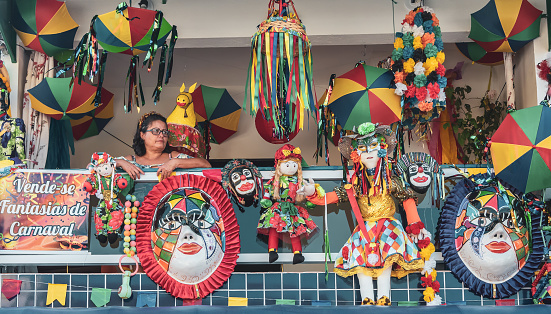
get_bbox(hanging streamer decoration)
[245,0,317,141]
[71,2,177,112]
[391,6,447,130]
[315,74,339,165]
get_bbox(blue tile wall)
[0,271,532,308]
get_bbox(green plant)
[444,85,507,164]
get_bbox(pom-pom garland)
[123,194,140,257]
[392,6,447,129]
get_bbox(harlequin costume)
[257,144,317,264]
[84,152,128,244]
[308,124,424,279]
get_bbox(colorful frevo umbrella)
[72,2,177,111]
[11,0,79,57]
[327,63,401,131]
[469,0,542,111]
[94,5,172,56]
[490,105,551,193]
[192,85,241,159]
[71,89,114,140]
[455,42,504,66]
[28,77,100,120]
[469,0,542,53]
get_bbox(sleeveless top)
[117,153,191,170]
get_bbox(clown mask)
[407,162,432,194]
[230,167,257,205]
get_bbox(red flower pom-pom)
[416,86,427,101]
[432,280,441,292]
[405,85,417,98]
[436,64,446,77]
[417,238,431,249]
[428,82,440,99]
[342,246,350,260]
[421,275,432,287]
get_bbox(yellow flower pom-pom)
[403,58,416,73]
[394,37,404,49]
[423,287,435,303]
[436,51,445,64]
[413,37,423,50]
[424,57,439,75]
[430,269,437,280]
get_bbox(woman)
[116,112,211,180]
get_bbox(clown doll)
[305,123,430,306]
[257,144,317,264]
[221,159,263,212]
[84,152,128,244]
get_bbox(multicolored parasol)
[490,105,551,193]
[455,42,504,66]
[11,0,79,57]
[193,85,241,145]
[93,5,172,56]
[469,0,542,111]
[327,63,401,131]
[70,89,114,140]
[468,0,542,53]
[28,77,100,120]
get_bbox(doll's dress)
[333,185,424,279]
[93,175,125,236]
[257,175,317,238]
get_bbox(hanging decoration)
[255,108,299,144]
[314,75,341,165]
[72,2,177,112]
[192,85,241,160]
[391,6,447,130]
[245,0,316,142]
[11,0,79,57]
[469,0,542,111]
[122,194,140,257]
[136,174,240,300]
[439,174,543,299]
[70,88,114,140]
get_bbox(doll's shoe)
[361,297,375,305]
[97,234,107,244]
[107,233,118,244]
[376,296,391,306]
[292,252,305,264]
[269,251,279,263]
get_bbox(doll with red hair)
[257,144,317,264]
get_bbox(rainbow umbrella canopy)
[72,2,177,112]
[93,5,172,56]
[71,89,114,140]
[455,42,504,66]
[11,0,79,57]
[468,0,542,53]
[490,105,551,193]
[327,63,401,131]
[28,77,100,120]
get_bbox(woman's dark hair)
[132,112,171,156]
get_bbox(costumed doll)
[257,144,317,264]
[84,152,128,244]
[306,123,429,306]
[221,159,263,212]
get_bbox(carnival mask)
[407,162,432,193]
[151,188,224,284]
[230,167,257,206]
[355,136,387,169]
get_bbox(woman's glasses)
[145,128,169,137]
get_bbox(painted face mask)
[221,159,263,210]
[137,174,240,300]
[439,174,543,299]
[395,152,439,194]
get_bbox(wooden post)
[504,52,515,111]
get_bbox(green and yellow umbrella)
[11,0,79,57]
[490,105,551,193]
[70,89,114,140]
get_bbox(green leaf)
[443,122,449,130]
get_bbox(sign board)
[0,171,89,251]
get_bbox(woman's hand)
[116,159,144,180]
[156,158,178,181]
